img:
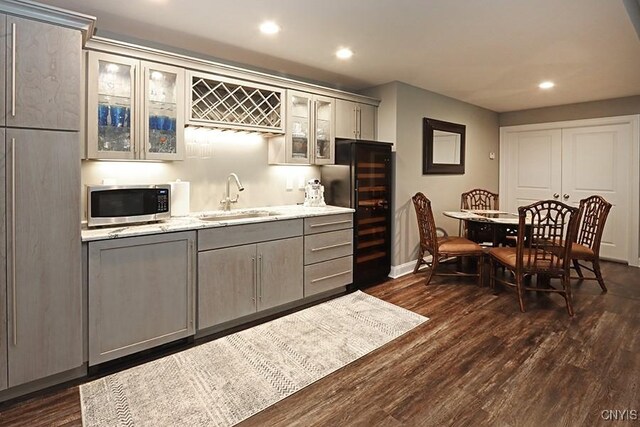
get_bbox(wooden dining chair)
[460,189,500,242]
[488,200,580,316]
[461,188,499,211]
[572,195,612,292]
[412,192,485,286]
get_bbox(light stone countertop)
[81,205,355,242]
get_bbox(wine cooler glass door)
[355,144,391,283]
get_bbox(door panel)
[6,129,82,387]
[359,103,376,140]
[562,124,631,261]
[0,15,6,126]
[335,99,357,139]
[0,130,6,391]
[258,237,303,311]
[505,129,562,214]
[198,244,256,329]
[88,232,194,365]
[6,17,81,130]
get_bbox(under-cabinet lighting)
[336,47,353,60]
[259,21,280,35]
[538,81,555,89]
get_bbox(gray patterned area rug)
[80,291,428,426]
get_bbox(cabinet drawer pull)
[311,242,351,252]
[311,270,351,284]
[309,220,352,228]
[11,22,17,117]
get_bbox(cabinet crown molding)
[0,0,96,45]
[86,36,380,107]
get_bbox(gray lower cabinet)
[5,128,82,387]
[303,214,354,297]
[198,236,303,330]
[88,232,196,365]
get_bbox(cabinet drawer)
[304,229,353,265]
[198,219,303,251]
[304,213,353,235]
[304,256,353,296]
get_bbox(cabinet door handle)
[311,270,351,284]
[353,107,358,138]
[311,242,351,252]
[11,22,17,117]
[10,138,17,346]
[131,65,138,157]
[258,254,263,302]
[309,220,352,228]
[189,240,194,326]
[251,256,256,304]
[357,107,362,139]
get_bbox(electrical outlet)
[489,152,496,160]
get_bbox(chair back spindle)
[412,192,438,256]
[517,200,579,274]
[576,195,612,254]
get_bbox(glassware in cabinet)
[268,91,335,165]
[289,92,311,162]
[313,95,335,165]
[86,52,185,161]
[142,62,185,160]
[88,52,139,160]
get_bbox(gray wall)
[81,133,318,220]
[499,95,640,126]
[364,81,500,266]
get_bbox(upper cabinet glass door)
[87,52,139,160]
[313,96,335,165]
[288,91,312,164]
[142,62,184,161]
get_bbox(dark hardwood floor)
[1,260,638,427]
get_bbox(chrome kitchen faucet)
[221,173,244,211]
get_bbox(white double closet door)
[500,115,639,264]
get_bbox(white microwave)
[87,184,171,227]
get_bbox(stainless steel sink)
[199,211,279,222]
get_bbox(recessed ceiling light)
[336,47,353,60]
[538,81,555,89]
[259,21,280,35]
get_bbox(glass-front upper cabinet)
[314,95,335,165]
[143,62,184,160]
[288,92,312,164]
[268,90,335,165]
[87,52,138,160]
[86,51,185,161]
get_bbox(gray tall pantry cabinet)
[0,13,83,392]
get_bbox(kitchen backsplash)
[81,130,320,220]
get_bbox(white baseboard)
[389,256,432,279]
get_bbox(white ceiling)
[40,0,640,112]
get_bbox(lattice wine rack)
[188,72,284,133]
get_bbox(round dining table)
[443,210,520,246]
